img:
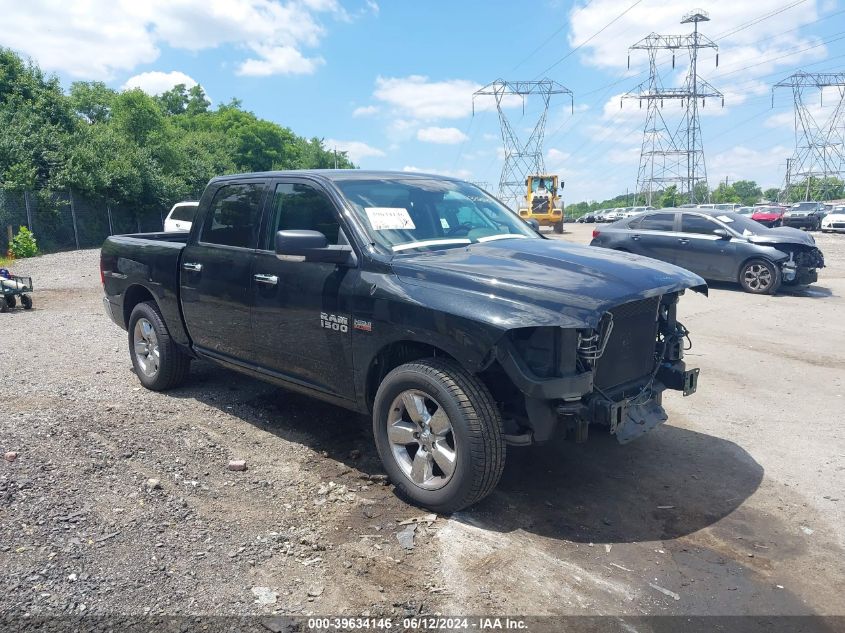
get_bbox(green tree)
[732,180,762,206]
[660,185,678,208]
[69,81,116,123]
[763,187,780,202]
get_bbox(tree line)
[566,177,845,217]
[0,48,355,219]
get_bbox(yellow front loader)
[517,174,565,233]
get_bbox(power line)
[533,0,644,79]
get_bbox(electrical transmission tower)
[625,10,723,205]
[772,71,845,202]
[473,79,573,209]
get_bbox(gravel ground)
[2,229,845,622]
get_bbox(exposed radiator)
[593,296,660,390]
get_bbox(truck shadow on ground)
[170,362,763,546]
[463,425,764,544]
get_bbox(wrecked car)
[590,208,824,294]
[101,171,704,512]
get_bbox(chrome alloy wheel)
[744,263,773,292]
[387,390,457,490]
[133,317,160,377]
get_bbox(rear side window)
[638,212,676,231]
[201,183,264,248]
[681,214,719,235]
[170,204,197,222]
[266,182,340,249]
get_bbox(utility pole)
[773,71,845,202]
[625,11,722,206]
[473,79,573,210]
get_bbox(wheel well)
[737,256,777,282]
[122,285,155,327]
[365,341,457,411]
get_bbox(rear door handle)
[631,234,640,241]
[254,273,278,286]
[678,238,689,245]
[182,262,203,272]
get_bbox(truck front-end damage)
[491,292,698,445]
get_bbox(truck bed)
[100,232,189,345]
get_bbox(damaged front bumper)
[494,293,700,446]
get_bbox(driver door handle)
[678,237,689,245]
[631,234,640,241]
[182,262,202,272]
[254,273,278,286]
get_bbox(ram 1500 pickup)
[101,170,706,511]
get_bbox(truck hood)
[391,238,706,330]
[746,226,816,246]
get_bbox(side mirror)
[713,228,731,239]
[560,181,565,190]
[275,230,355,265]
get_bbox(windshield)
[530,178,553,193]
[713,212,768,236]
[335,178,539,253]
[792,202,819,211]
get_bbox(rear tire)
[21,294,32,309]
[553,221,564,234]
[128,301,191,391]
[0,297,7,313]
[739,258,780,295]
[373,358,505,513]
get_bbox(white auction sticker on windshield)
[717,215,734,223]
[365,207,415,230]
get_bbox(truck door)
[249,179,357,400]
[179,180,267,362]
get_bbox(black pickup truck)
[101,170,706,511]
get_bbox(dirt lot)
[2,226,844,622]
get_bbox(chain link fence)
[0,188,184,255]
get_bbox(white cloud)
[324,139,385,163]
[237,45,324,76]
[0,0,358,79]
[373,75,521,121]
[122,70,199,95]
[353,105,380,117]
[547,148,571,163]
[569,0,825,77]
[708,144,791,188]
[416,126,468,145]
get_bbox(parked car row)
[576,206,655,223]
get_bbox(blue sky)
[2,0,844,204]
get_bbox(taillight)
[99,259,106,286]
[592,229,601,239]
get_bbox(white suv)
[163,201,199,232]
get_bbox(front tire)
[21,294,32,309]
[373,358,505,513]
[5,295,16,309]
[553,221,564,234]
[739,258,780,295]
[128,301,191,391]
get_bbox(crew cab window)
[638,213,676,231]
[201,183,264,248]
[266,182,340,248]
[681,214,720,235]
